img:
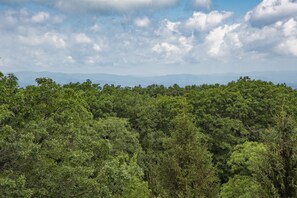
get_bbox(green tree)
[221,142,273,197]
[220,175,263,198]
[160,115,218,197]
[98,154,149,198]
[261,111,297,197]
[223,111,297,197]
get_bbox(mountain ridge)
[7,71,297,88]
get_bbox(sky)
[0,0,297,75]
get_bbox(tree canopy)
[1,72,297,197]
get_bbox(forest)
[1,71,297,198]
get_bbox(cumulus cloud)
[152,18,194,63]
[278,38,297,56]
[0,8,62,27]
[19,32,66,48]
[178,36,193,52]
[164,20,181,33]
[0,0,178,12]
[152,42,180,55]
[134,17,151,27]
[152,36,193,56]
[186,11,233,31]
[2,0,297,74]
[56,0,178,12]
[32,12,50,23]
[276,18,297,56]
[74,33,92,44]
[155,19,181,38]
[0,0,29,2]
[192,0,211,9]
[90,24,100,32]
[282,18,297,36]
[205,24,241,57]
[200,16,297,59]
[93,43,102,52]
[245,0,297,26]
[65,55,75,63]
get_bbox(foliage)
[1,72,297,197]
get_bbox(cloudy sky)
[0,0,297,75]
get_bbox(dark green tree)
[160,115,218,197]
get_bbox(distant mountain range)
[8,71,297,88]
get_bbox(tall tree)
[222,111,297,198]
[160,115,218,197]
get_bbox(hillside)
[11,71,297,88]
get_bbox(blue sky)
[0,0,297,75]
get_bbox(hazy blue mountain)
[9,71,297,88]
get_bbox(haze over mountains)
[10,71,297,88]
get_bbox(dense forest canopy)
[1,72,297,197]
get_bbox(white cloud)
[165,20,181,33]
[134,17,151,27]
[0,0,178,12]
[65,55,75,63]
[152,35,193,57]
[93,43,102,52]
[44,32,66,48]
[205,24,241,57]
[90,24,100,32]
[276,18,297,56]
[2,2,297,74]
[153,19,183,61]
[282,18,297,36]
[32,12,50,23]
[152,42,181,56]
[186,11,233,31]
[201,17,297,59]
[74,33,92,44]
[54,0,177,12]
[178,36,193,52]
[155,19,181,39]
[1,8,62,27]
[245,0,297,26]
[152,18,194,63]
[278,38,297,56]
[192,0,211,9]
[19,32,66,48]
